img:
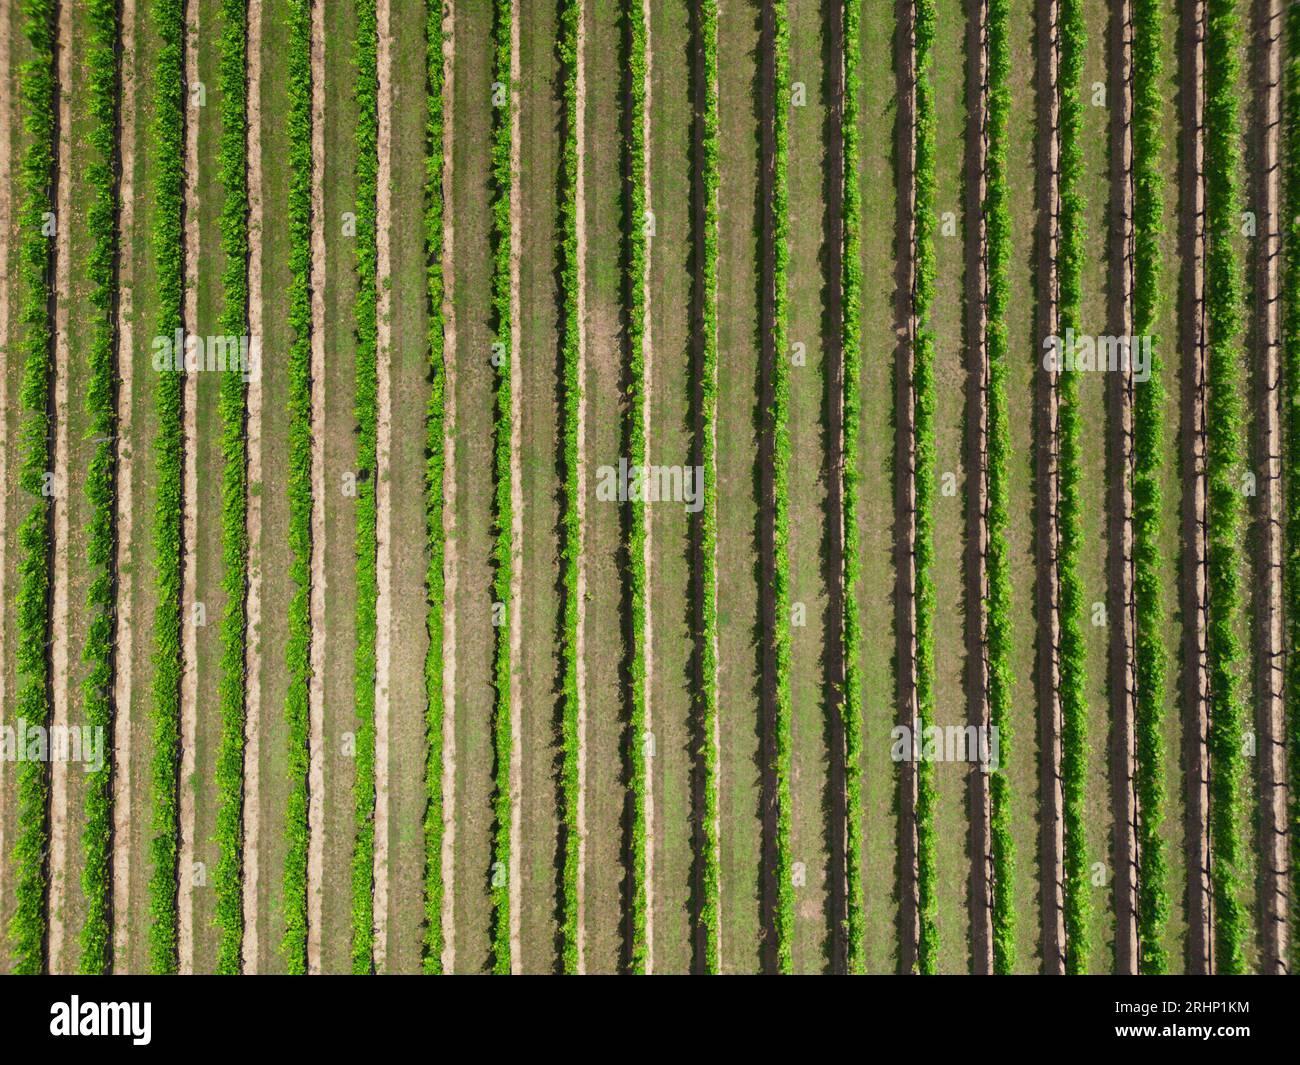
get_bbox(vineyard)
[2,0,1299,975]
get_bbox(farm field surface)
[1,0,1298,977]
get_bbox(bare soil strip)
[439,6,458,974]
[243,0,265,974]
[640,0,655,973]
[507,0,523,973]
[0,0,11,917]
[574,0,589,973]
[960,0,994,976]
[1180,0,1212,974]
[373,0,394,974]
[1107,0,1138,975]
[1034,0,1065,975]
[307,0,327,975]
[112,0,138,971]
[824,0,849,975]
[1253,0,1288,974]
[48,0,73,973]
[892,0,921,973]
[177,0,201,975]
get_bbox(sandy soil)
[48,0,74,974]
[640,0,655,974]
[438,7,457,975]
[1254,0,1288,973]
[373,0,394,973]
[177,0,201,976]
[306,0,327,975]
[242,0,265,974]
[111,0,138,972]
[574,0,588,974]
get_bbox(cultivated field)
[0,0,1296,974]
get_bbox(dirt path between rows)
[112,0,139,972]
[1251,0,1288,974]
[961,0,993,976]
[48,0,74,974]
[891,0,921,974]
[0,0,12,921]
[372,0,395,974]
[1033,0,1065,975]
[1104,0,1139,975]
[823,0,849,976]
[573,0,589,974]
[506,0,523,973]
[177,0,202,975]
[639,0,655,975]
[1179,0,1212,974]
[439,6,458,974]
[306,0,328,975]
[243,0,265,974]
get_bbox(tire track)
[1107,0,1139,975]
[1180,0,1213,974]
[1252,0,1287,974]
[507,0,523,973]
[177,0,201,976]
[1034,0,1065,975]
[639,0,655,975]
[307,0,327,975]
[892,0,921,973]
[112,0,138,972]
[574,0,589,973]
[373,0,394,974]
[243,0,264,974]
[964,0,994,976]
[438,3,457,975]
[47,0,74,974]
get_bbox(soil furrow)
[1034,0,1065,975]
[1250,0,1288,974]
[1179,0,1213,974]
[373,0,393,973]
[439,3,457,975]
[306,0,327,975]
[1107,0,1139,975]
[47,0,73,973]
[243,0,264,974]
[178,0,201,975]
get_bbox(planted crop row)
[422,0,448,976]
[1204,0,1248,974]
[558,0,581,973]
[489,0,514,974]
[147,0,186,975]
[840,0,865,974]
[698,0,721,973]
[984,0,1015,974]
[214,0,250,975]
[1055,0,1089,975]
[912,0,938,974]
[626,0,650,974]
[77,0,121,975]
[1131,0,1169,974]
[772,0,794,974]
[8,0,58,975]
[352,0,380,975]
[281,0,314,974]
[1285,0,1300,979]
